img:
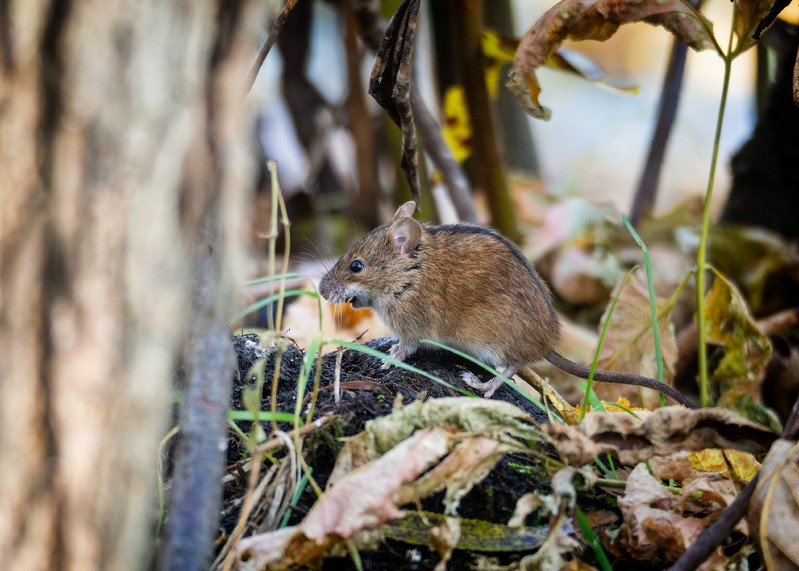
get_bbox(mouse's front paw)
[380,343,411,370]
[461,371,504,398]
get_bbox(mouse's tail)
[544,350,696,409]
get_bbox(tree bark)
[0,2,260,569]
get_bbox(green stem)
[622,215,664,386]
[696,23,735,408]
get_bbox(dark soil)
[219,333,569,569]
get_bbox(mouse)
[319,201,695,408]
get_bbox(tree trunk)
[0,2,260,569]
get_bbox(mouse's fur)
[320,202,694,408]
[320,202,560,370]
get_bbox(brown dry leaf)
[614,464,708,563]
[235,428,450,570]
[704,270,776,429]
[403,435,516,513]
[543,407,777,466]
[648,451,696,482]
[508,0,717,119]
[482,29,638,99]
[596,270,678,408]
[330,397,539,485]
[748,439,799,569]
[734,0,783,54]
[235,398,543,569]
[368,0,421,203]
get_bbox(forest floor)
[213,333,770,570]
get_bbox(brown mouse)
[319,201,694,408]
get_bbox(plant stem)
[696,23,735,408]
[622,215,665,386]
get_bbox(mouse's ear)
[393,201,417,221]
[390,216,422,258]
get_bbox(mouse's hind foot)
[461,372,505,398]
[461,363,522,398]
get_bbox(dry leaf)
[235,398,548,569]
[708,226,799,316]
[735,0,783,53]
[235,428,450,570]
[748,439,799,569]
[508,0,717,119]
[383,511,550,552]
[704,270,776,428]
[615,464,706,562]
[596,270,678,408]
[402,435,516,514]
[481,29,638,99]
[329,397,538,485]
[368,0,421,202]
[544,407,777,466]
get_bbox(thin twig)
[246,0,300,92]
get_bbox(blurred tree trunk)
[483,0,540,176]
[451,0,520,241]
[0,2,259,570]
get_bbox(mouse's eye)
[349,260,365,273]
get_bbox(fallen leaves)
[611,464,749,566]
[234,398,539,570]
[543,406,777,466]
[236,428,450,570]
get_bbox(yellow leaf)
[441,86,472,163]
[688,449,760,482]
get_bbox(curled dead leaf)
[508,0,717,119]
[748,439,799,569]
[544,407,778,466]
[615,464,708,563]
[235,428,450,570]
